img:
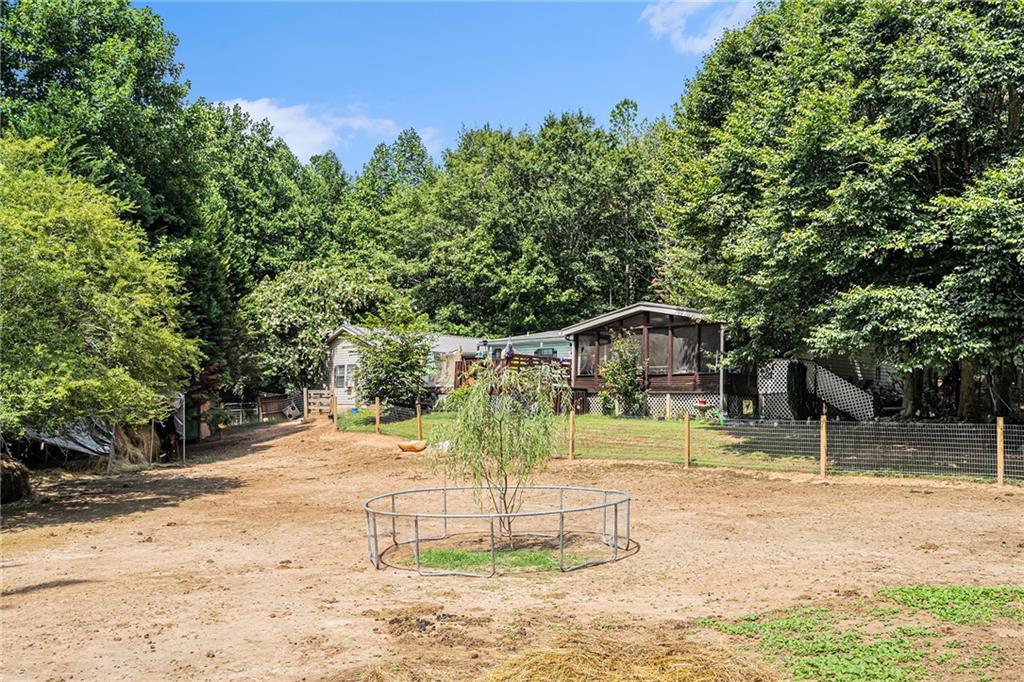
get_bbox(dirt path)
[2,420,1022,680]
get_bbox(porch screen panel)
[673,326,698,374]
[648,328,669,376]
[700,325,722,372]
[597,332,613,368]
[577,334,598,376]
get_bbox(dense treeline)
[654,0,1023,420]
[0,0,659,431]
[2,0,1021,434]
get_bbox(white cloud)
[640,1,757,55]
[417,127,444,157]
[222,97,405,161]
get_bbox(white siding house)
[324,324,481,407]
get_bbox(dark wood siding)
[570,313,758,395]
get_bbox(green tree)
[655,0,1024,419]
[1,0,206,236]
[414,104,659,335]
[598,335,647,416]
[433,363,567,543]
[237,260,391,394]
[0,0,241,386]
[0,136,200,434]
[350,300,433,408]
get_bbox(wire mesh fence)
[1006,424,1024,482]
[223,402,259,425]
[336,403,1020,484]
[828,421,997,479]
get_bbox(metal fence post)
[996,416,1005,485]
[302,387,308,422]
[819,412,828,477]
[390,494,397,545]
[413,516,421,574]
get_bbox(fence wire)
[1006,424,1024,482]
[337,405,1020,484]
[828,421,998,480]
[701,419,820,473]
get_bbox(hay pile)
[482,632,778,682]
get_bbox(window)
[672,326,698,374]
[700,325,721,372]
[597,332,613,367]
[648,328,669,376]
[577,334,597,376]
[334,364,357,388]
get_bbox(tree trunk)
[988,363,1017,420]
[900,368,924,419]
[958,359,985,422]
[1,454,31,504]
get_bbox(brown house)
[561,302,758,417]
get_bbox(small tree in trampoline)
[434,362,567,546]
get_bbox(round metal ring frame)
[363,485,637,577]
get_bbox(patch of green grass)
[336,409,450,440]
[701,606,928,681]
[956,654,996,671]
[879,586,1024,625]
[400,546,575,572]
[350,411,819,472]
[700,586,1023,682]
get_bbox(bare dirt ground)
[3,419,1023,681]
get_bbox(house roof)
[483,330,567,346]
[431,334,484,354]
[324,324,480,355]
[560,301,710,336]
[324,323,368,345]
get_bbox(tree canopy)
[654,0,1024,417]
[0,137,200,434]
[3,0,1021,428]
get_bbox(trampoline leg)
[489,519,497,577]
[390,494,397,547]
[558,511,565,571]
[413,516,421,575]
[613,503,619,559]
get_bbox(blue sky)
[145,1,757,172]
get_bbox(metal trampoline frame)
[362,485,635,577]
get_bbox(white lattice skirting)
[581,393,721,417]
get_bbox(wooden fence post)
[996,416,1005,486]
[683,411,691,469]
[568,406,576,461]
[819,412,828,477]
[302,387,308,422]
[665,394,672,420]
[374,397,381,435]
[416,402,423,440]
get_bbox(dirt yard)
[3,419,1023,681]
